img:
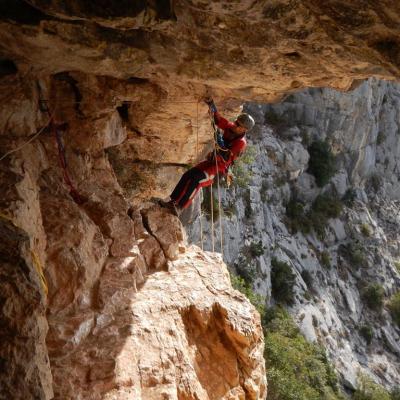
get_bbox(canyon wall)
[189,78,400,390]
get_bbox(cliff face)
[189,79,400,390]
[0,75,265,399]
[1,1,400,399]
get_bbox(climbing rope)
[209,110,224,257]
[210,182,215,252]
[0,114,53,162]
[31,250,48,296]
[196,100,204,251]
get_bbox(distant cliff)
[189,78,400,391]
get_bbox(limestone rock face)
[189,79,400,390]
[0,74,266,398]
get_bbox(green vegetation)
[230,274,344,400]
[360,223,372,237]
[308,140,336,187]
[235,257,257,285]
[235,241,265,284]
[286,194,343,240]
[230,274,265,316]
[391,387,400,400]
[313,194,343,219]
[231,145,257,188]
[301,130,311,147]
[367,174,382,193]
[376,131,386,145]
[260,181,269,202]
[389,292,400,327]
[231,263,396,400]
[339,242,366,269]
[361,283,385,311]
[342,188,357,207]
[394,261,400,274]
[264,307,343,400]
[359,325,374,345]
[320,251,331,269]
[352,374,391,400]
[301,270,314,290]
[243,189,252,219]
[248,240,265,257]
[271,258,296,305]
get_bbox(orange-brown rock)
[1,1,400,399]
[50,245,266,400]
[1,0,400,101]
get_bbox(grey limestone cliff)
[188,78,400,391]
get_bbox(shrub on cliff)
[271,258,296,305]
[359,325,374,345]
[352,374,391,400]
[308,140,336,187]
[391,387,400,400]
[339,242,366,269]
[263,307,343,400]
[361,283,385,310]
[230,273,266,317]
[285,194,343,240]
[231,145,257,188]
[389,292,400,327]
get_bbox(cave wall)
[1,1,400,399]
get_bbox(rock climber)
[160,98,255,215]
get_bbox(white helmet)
[236,113,255,131]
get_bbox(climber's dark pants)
[170,167,210,209]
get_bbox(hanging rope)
[210,182,215,252]
[209,109,224,257]
[196,100,204,250]
[0,114,53,162]
[31,250,48,296]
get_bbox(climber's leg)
[170,168,199,203]
[178,170,214,209]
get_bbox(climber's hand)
[204,97,217,113]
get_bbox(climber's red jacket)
[195,111,247,183]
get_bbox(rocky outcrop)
[2,1,400,399]
[0,73,266,399]
[189,79,400,390]
[2,0,400,101]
